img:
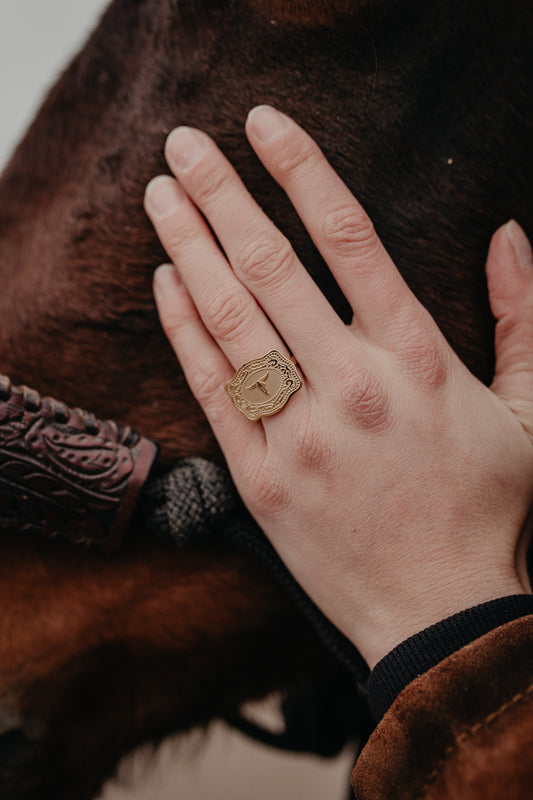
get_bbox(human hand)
[144,106,533,668]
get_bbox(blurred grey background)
[0,1,354,797]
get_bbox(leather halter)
[0,374,158,549]
[0,372,365,676]
[0,373,368,756]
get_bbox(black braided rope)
[142,458,368,684]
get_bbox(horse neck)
[0,0,530,462]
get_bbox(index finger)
[245,106,423,345]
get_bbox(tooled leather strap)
[0,374,366,753]
[0,374,158,549]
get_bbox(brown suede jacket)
[351,614,533,799]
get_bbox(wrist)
[353,571,529,669]
[367,594,533,721]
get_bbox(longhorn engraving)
[245,372,271,396]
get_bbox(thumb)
[488,219,533,440]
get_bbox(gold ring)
[225,350,302,420]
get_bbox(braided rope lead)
[142,457,368,683]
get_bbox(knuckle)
[161,313,188,345]
[159,300,197,347]
[190,365,227,421]
[162,226,194,258]
[203,288,254,344]
[236,236,295,288]
[336,365,392,432]
[275,139,319,181]
[162,212,209,258]
[321,206,381,261]
[292,414,334,471]
[496,312,533,350]
[395,323,450,390]
[247,459,289,514]
[190,162,230,207]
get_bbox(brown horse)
[0,0,531,798]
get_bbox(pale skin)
[144,105,533,669]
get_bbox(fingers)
[244,106,423,343]
[145,174,287,369]
[161,125,352,367]
[146,107,448,410]
[487,220,533,439]
[152,263,265,467]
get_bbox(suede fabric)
[352,615,533,799]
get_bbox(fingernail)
[166,127,206,169]
[505,219,533,270]
[145,176,186,216]
[153,264,182,298]
[247,105,289,142]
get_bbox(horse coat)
[0,1,531,798]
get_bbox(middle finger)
[163,126,353,369]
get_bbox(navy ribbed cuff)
[367,594,533,722]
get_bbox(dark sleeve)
[367,594,533,721]
[352,613,533,800]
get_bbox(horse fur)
[0,0,531,797]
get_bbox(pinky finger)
[153,263,266,466]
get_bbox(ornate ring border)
[225,350,302,421]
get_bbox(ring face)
[225,350,302,420]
